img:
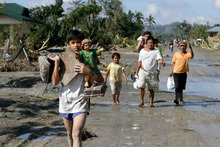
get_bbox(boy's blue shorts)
[60,112,85,120]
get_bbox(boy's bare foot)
[116,101,120,104]
[138,103,144,106]
[150,104,155,107]
[113,103,117,105]
[85,82,89,87]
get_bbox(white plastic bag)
[133,75,139,89]
[167,76,175,90]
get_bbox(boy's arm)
[104,69,110,84]
[122,69,127,84]
[135,61,141,75]
[168,62,175,77]
[48,55,60,85]
[188,43,194,58]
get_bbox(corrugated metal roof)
[205,26,220,33]
[0,3,41,24]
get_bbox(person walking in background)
[104,53,127,105]
[168,41,194,105]
[135,31,152,79]
[135,36,165,107]
[154,38,163,82]
[168,40,174,52]
[136,31,152,51]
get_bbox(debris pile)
[0,59,39,72]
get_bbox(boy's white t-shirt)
[59,74,89,113]
[138,48,162,74]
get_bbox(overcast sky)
[1,0,220,25]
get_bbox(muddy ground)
[0,45,220,147]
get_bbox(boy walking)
[168,41,194,105]
[48,30,99,147]
[104,53,127,104]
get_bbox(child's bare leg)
[84,75,90,87]
[138,88,145,106]
[90,76,95,87]
[93,73,104,83]
[116,93,120,104]
[149,90,154,107]
[112,94,116,104]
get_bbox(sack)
[133,75,139,89]
[167,76,175,90]
[38,56,54,83]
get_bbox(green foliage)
[0,3,6,10]
[26,0,146,50]
[29,0,64,47]
[145,14,156,29]
[191,24,210,39]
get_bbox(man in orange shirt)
[168,41,194,105]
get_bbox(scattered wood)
[38,38,50,51]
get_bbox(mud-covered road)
[0,45,220,147]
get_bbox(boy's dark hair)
[146,36,155,44]
[143,31,152,36]
[154,38,158,44]
[66,29,85,44]
[112,52,120,59]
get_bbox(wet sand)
[0,46,220,147]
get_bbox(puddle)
[7,122,65,147]
[29,126,45,131]
[54,122,64,128]
[184,101,220,113]
[124,142,135,146]
[35,128,64,142]
[212,74,220,77]
[35,135,53,141]
[120,102,139,106]
[132,124,139,127]
[16,133,32,140]
[7,133,32,147]
[159,77,220,100]
[120,108,139,113]
[131,127,139,130]
[127,91,139,94]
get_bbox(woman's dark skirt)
[173,73,187,90]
